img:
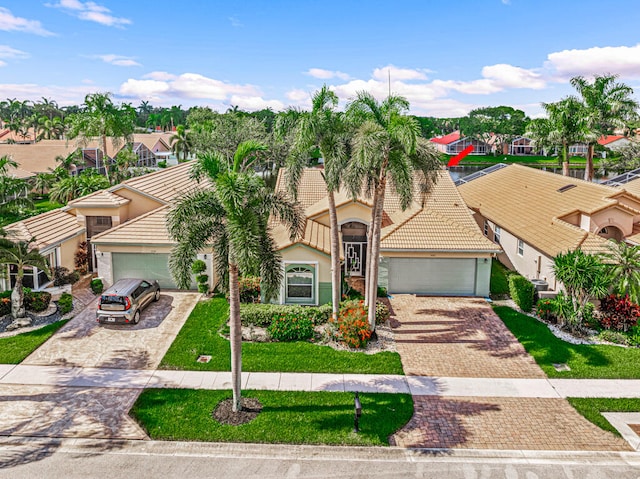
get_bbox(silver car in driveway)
[96,278,160,325]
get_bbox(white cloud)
[143,71,177,81]
[95,54,140,67]
[481,64,546,89]
[372,65,430,81]
[546,43,640,79]
[306,68,351,80]
[229,16,243,27]
[286,89,310,102]
[119,72,277,111]
[0,61,6,67]
[0,45,29,60]
[46,0,131,27]
[0,7,54,36]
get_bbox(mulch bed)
[0,305,62,335]
[212,397,263,425]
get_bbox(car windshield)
[100,295,126,306]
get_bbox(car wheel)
[154,290,160,302]
[133,310,140,324]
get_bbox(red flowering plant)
[599,294,640,332]
[267,311,314,341]
[331,299,372,349]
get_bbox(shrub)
[197,283,209,293]
[0,291,10,316]
[536,299,556,322]
[238,276,261,303]
[375,300,390,324]
[53,267,80,286]
[377,286,388,298]
[267,312,315,341]
[240,303,332,327]
[57,293,73,314]
[74,241,89,274]
[191,260,206,275]
[508,275,536,312]
[196,274,209,284]
[332,299,371,349]
[157,160,167,168]
[25,291,52,312]
[90,278,104,294]
[599,294,640,332]
[66,270,80,284]
[598,329,629,345]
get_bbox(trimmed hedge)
[240,303,332,327]
[0,290,52,315]
[58,293,73,315]
[508,275,535,312]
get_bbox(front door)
[344,242,365,276]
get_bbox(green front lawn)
[568,398,640,436]
[0,320,68,364]
[490,260,510,296]
[131,389,413,446]
[494,306,640,378]
[160,297,404,374]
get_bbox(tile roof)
[67,190,130,208]
[274,167,495,254]
[430,131,461,145]
[598,135,626,146]
[457,164,617,257]
[118,161,210,203]
[91,206,172,245]
[0,140,78,174]
[3,208,84,251]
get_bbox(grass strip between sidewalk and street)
[567,398,640,436]
[160,297,404,374]
[494,306,640,379]
[0,319,68,364]
[131,388,413,446]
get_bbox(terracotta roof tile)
[91,206,172,245]
[4,209,84,251]
[67,190,130,208]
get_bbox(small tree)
[0,236,50,321]
[602,241,640,304]
[553,249,609,329]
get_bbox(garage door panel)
[388,258,475,295]
[112,253,184,290]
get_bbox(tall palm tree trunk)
[367,178,387,330]
[327,191,341,321]
[10,274,26,319]
[228,261,243,412]
[584,144,595,181]
[364,193,378,308]
[101,134,111,183]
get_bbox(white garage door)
[112,253,180,289]
[387,258,476,295]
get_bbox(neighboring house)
[2,161,211,292]
[598,135,631,152]
[457,164,640,291]
[508,136,536,156]
[430,131,490,155]
[0,140,78,175]
[269,168,500,305]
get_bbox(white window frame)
[517,239,524,256]
[494,226,501,244]
[281,261,319,305]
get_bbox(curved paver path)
[23,292,200,370]
[389,295,630,451]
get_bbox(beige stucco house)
[270,168,500,305]
[457,164,640,291]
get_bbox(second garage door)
[387,258,476,295]
[112,253,181,289]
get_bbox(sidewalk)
[3,363,640,398]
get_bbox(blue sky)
[1,0,640,117]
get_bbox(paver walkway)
[387,295,630,451]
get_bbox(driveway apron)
[0,292,200,440]
[388,295,629,451]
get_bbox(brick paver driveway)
[389,295,630,451]
[23,292,200,370]
[0,292,200,440]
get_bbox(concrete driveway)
[23,292,200,370]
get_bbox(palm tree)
[49,169,110,204]
[66,92,136,183]
[167,141,304,412]
[37,116,65,140]
[0,155,31,214]
[280,86,349,321]
[33,171,55,196]
[526,97,590,176]
[570,74,639,181]
[602,241,640,304]
[346,92,440,329]
[170,125,192,162]
[0,237,50,320]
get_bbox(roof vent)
[557,184,577,193]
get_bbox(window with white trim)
[285,266,315,303]
[494,226,501,244]
[517,239,524,256]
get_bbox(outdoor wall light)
[354,391,362,433]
